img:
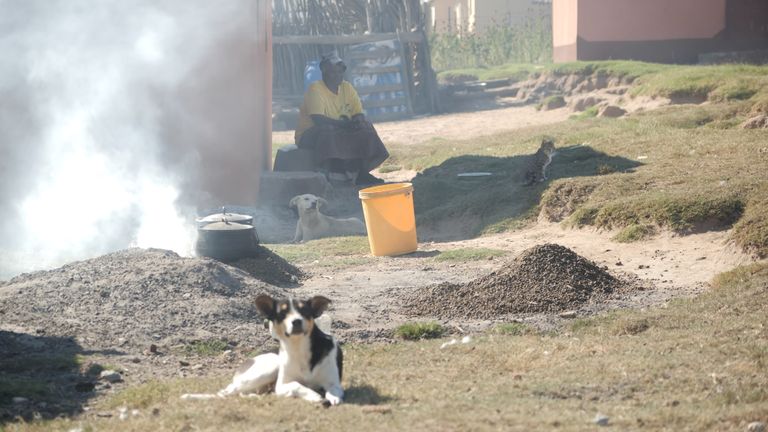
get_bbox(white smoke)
[0,0,261,279]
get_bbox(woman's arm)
[311,114,354,129]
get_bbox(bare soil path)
[272,104,572,146]
[293,222,756,341]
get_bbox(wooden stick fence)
[272,0,439,116]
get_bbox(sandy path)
[272,105,571,146]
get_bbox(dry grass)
[266,236,373,268]
[434,248,507,262]
[9,264,768,431]
[387,98,768,252]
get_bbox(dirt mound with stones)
[402,243,637,319]
[0,248,287,351]
[228,245,304,287]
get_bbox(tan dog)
[289,194,366,243]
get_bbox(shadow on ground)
[412,145,642,241]
[0,331,103,424]
[343,384,393,406]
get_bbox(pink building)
[553,0,768,63]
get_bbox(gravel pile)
[0,248,285,350]
[402,243,635,319]
[228,245,304,287]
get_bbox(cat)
[523,139,557,186]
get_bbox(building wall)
[578,0,724,42]
[553,0,767,64]
[187,0,272,207]
[552,0,577,62]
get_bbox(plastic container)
[358,182,417,256]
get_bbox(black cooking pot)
[195,220,260,262]
[196,210,253,227]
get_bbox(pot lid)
[199,221,254,231]
[196,211,253,224]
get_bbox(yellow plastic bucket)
[358,182,417,256]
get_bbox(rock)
[541,96,566,110]
[598,105,627,118]
[747,422,767,432]
[258,170,331,206]
[593,413,610,426]
[570,95,605,112]
[12,397,28,404]
[99,370,122,383]
[559,310,577,319]
[574,80,595,93]
[741,115,768,129]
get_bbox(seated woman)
[294,52,388,186]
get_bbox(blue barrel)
[304,61,322,92]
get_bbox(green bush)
[430,18,551,71]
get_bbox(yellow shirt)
[295,80,364,143]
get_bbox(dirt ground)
[0,96,759,422]
[273,103,573,146]
[293,221,754,338]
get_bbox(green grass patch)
[492,322,531,336]
[183,339,230,357]
[732,187,768,258]
[711,262,768,289]
[612,223,657,243]
[265,236,372,268]
[434,248,507,262]
[569,105,599,120]
[537,95,566,111]
[594,193,744,232]
[438,62,768,116]
[631,64,768,106]
[393,322,445,340]
[377,164,402,174]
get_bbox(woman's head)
[320,52,346,88]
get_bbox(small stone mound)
[0,248,284,350]
[402,244,633,319]
[228,245,304,287]
[741,114,768,129]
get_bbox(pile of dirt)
[228,245,304,287]
[0,248,286,351]
[402,243,636,319]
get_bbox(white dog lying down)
[181,295,343,406]
[289,194,366,243]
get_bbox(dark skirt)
[297,122,389,172]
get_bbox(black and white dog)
[255,294,344,406]
[182,294,344,406]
